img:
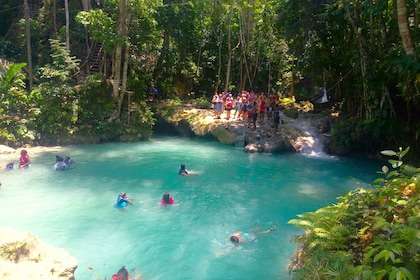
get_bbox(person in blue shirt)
[178,164,197,176]
[114,192,134,208]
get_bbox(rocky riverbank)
[153,104,335,154]
[0,227,77,280]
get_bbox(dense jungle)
[1,0,420,279]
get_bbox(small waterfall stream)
[288,116,327,157]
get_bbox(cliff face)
[153,105,333,154]
[0,227,77,280]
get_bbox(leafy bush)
[289,147,420,280]
[331,118,409,155]
[190,96,212,109]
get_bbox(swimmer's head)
[162,192,170,203]
[230,236,240,243]
[181,164,186,169]
[120,192,126,197]
[21,149,27,155]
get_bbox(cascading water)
[287,116,327,157]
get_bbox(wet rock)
[0,227,77,280]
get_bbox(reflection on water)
[0,137,380,280]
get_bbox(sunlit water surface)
[0,137,380,279]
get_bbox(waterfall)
[291,117,327,157]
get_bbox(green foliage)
[28,83,79,143]
[166,98,183,106]
[279,96,296,109]
[289,147,420,280]
[331,118,408,154]
[75,10,117,53]
[0,62,33,146]
[189,96,212,109]
[38,39,80,84]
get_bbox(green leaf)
[388,159,402,168]
[373,249,389,263]
[399,147,410,158]
[381,150,397,157]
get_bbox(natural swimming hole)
[0,137,380,279]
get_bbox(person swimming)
[63,156,75,168]
[178,164,188,175]
[178,164,197,176]
[54,155,67,171]
[19,149,31,168]
[112,266,129,280]
[111,266,142,280]
[160,192,175,205]
[229,226,276,244]
[114,192,133,208]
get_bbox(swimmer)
[160,192,175,205]
[54,155,67,171]
[5,162,14,170]
[115,192,134,208]
[63,156,75,168]
[112,266,129,280]
[215,225,276,257]
[178,164,197,176]
[229,226,276,243]
[111,266,142,280]
[19,149,31,168]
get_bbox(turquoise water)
[0,137,380,279]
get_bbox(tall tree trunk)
[215,25,223,93]
[81,0,90,11]
[24,0,33,91]
[108,0,127,122]
[152,28,170,83]
[397,0,415,56]
[64,0,70,50]
[224,0,235,94]
[345,4,371,119]
[224,0,240,93]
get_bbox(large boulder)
[152,105,332,154]
[0,227,77,280]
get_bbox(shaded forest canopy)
[0,0,419,161]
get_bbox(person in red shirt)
[160,192,175,205]
[19,149,31,168]
[259,100,267,124]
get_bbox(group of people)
[3,150,76,171]
[115,164,196,208]
[2,149,30,188]
[53,155,75,171]
[212,90,283,131]
[4,149,31,170]
[114,191,176,208]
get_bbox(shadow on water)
[0,137,380,280]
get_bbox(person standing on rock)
[225,93,233,120]
[273,104,281,133]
